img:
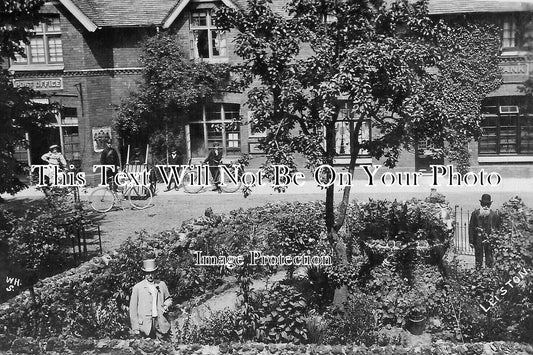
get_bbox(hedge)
[1,336,533,355]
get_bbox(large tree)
[0,0,57,195]
[114,32,230,158]
[218,0,501,303]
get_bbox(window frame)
[479,100,533,155]
[189,8,228,61]
[13,15,63,66]
[189,103,241,156]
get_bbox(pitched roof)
[163,0,238,28]
[60,0,179,30]
[428,0,533,15]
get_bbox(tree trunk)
[329,118,364,308]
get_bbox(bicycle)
[89,177,153,212]
[182,162,243,194]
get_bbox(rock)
[65,336,95,352]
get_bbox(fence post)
[98,225,103,255]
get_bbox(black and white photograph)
[1,0,533,354]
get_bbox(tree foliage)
[0,0,57,195]
[114,32,231,151]
[0,74,57,194]
[0,0,47,60]
[217,0,501,301]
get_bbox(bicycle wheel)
[218,177,242,193]
[89,187,115,212]
[219,167,242,193]
[183,171,203,194]
[127,185,153,210]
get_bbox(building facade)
[8,0,533,182]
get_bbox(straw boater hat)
[141,259,158,272]
[49,144,59,151]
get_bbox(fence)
[453,205,475,255]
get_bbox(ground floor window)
[335,102,371,156]
[480,97,533,155]
[189,103,241,158]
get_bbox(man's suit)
[469,209,500,269]
[204,148,223,184]
[167,153,183,189]
[129,279,172,337]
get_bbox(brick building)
[8,0,533,181]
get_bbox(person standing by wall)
[469,194,500,270]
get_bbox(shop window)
[189,103,241,157]
[190,9,227,60]
[479,98,533,155]
[13,15,63,65]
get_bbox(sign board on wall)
[13,78,63,91]
[92,127,112,153]
[499,62,529,83]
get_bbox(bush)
[322,292,379,345]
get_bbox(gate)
[453,205,475,255]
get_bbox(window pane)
[191,11,208,27]
[192,30,209,58]
[32,23,43,33]
[520,116,533,154]
[479,116,498,154]
[226,131,240,152]
[30,37,45,63]
[211,30,226,57]
[206,104,222,121]
[48,37,63,63]
[224,104,240,121]
[499,115,518,154]
[190,123,205,158]
[14,47,28,63]
[502,18,516,48]
[207,123,223,147]
[46,17,61,32]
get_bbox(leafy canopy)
[218,0,501,172]
[0,0,58,195]
[114,32,231,145]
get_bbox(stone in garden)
[64,336,94,352]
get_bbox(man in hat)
[204,142,223,191]
[469,194,501,270]
[165,147,183,191]
[100,138,120,190]
[129,259,173,339]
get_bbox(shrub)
[322,292,379,345]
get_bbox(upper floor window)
[189,9,227,60]
[502,17,517,48]
[13,16,63,65]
